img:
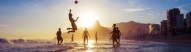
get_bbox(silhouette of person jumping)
[116,27,121,44]
[56,28,63,45]
[109,24,119,46]
[67,9,79,33]
[71,34,74,42]
[95,31,98,43]
[82,28,90,45]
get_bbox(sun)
[77,11,98,27]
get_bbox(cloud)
[0,24,10,28]
[147,10,165,17]
[176,2,191,13]
[177,2,191,8]
[127,0,136,5]
[166,0,179,2]
[29,2,39,7]
[124,7,151,12]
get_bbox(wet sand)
[1,40,191,52]
[65,40,191,52]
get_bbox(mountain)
[55,21,151,40]
[116,21,151,33]
[61,20,112,40]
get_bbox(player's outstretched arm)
[75,17,79,22]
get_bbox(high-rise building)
[160,20,167,31]
[167,8,180,31]
[186,11,191,33]
[160,20,167,36]
[176,14,185,34]
[176,14,184,29]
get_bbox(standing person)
[82,28,90,45]
[109,24,118,46]
[71,34,74,42]
[116,27,121,44]
[95,31,98,43]
[67,9,79,33]
[56,28,63,45]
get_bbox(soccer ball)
[75,0,78,4]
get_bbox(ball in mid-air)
[75,0,78,4]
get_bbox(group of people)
[56,9,78,45]
[56,0,98,45]
[56,7,121,46]
[109,24,121,46]
[56,28,98,45]
[56,24,121,46]
[56,26,121,46]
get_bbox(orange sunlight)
[77,11,98,27]
[87,40,95,48]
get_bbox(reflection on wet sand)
[87,40,95,48]
[66,40,191,52]
[83,40,95,52]
[83,40,95,48]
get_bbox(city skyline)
[0,0,191,39]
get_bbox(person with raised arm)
[67,9,79,33]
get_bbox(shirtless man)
[56,28,63,45]
[67,9,79,33]
[82,28,90,45]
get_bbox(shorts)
[116,35,120,39]
[112,34,117,40]
[57,37,63,41]
[71,23,77,30]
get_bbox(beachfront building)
[186,11,191,33]
[160,20,167,36]
[149,24,160,35]
[176,14,185,34]
[167,8,180,30]
[166,8,185,36]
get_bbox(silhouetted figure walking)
[56,28,63,45]
[116,27,121,44]
[82,28,90,45]
[67,9,79,33]
[95,31,98,43]
[109,24,119,46]
[71,34,74,42]
[109,34,112,42]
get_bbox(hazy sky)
[0,0,191,39]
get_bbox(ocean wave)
[0,38,13,44]
[11,39,26,43]
[0,38,78,52]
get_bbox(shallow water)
[65,40,191,52]
[0,40,191,52]
[0,40,76,52]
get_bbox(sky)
[0,0,191,39]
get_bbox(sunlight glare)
[77,11,98,27]
[87,40,95,48]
